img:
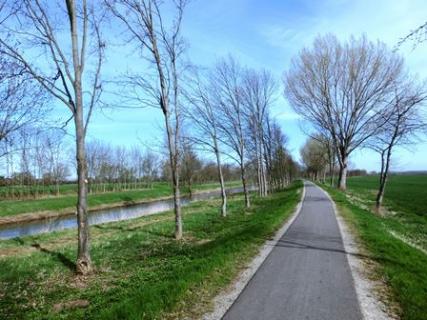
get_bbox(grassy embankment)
[321,175,427,320]
[0,181,302,319]
[0,181,242,219]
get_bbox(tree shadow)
[272,237,405,268]
[13,238,26,246]
[31,243,75,271]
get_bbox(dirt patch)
[388,230,427,255]
[53,299,89,313]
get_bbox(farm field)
[0,182,302,319]
[347,175,427,216]
[0,181,242,219]
[346,175,427,252]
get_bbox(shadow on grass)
[31,243,75,271]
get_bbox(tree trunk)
[68,0,91,275]
[214,144,227,217]
[163,107,182,240]
[172,170,182,239]
[240,162,250,208]
[74,114,91,275]
[338,156,348,191]
[375,175,386,211]
[188,177,193,198]
[376,148,391,211]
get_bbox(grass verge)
[346,175,427,251]
[321,184,427,320]
[0,181,302,319]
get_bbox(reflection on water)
[0,186,253,240]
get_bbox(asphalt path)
[223,182,363,320]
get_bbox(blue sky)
[84,0,427,172]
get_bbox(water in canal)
[0,187,252,240]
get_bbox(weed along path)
[223,182,363,320]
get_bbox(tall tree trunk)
[164,112,182,240]
[74,113,91,274]
[376,147,392,211]
[68,0,91,275]
[214,143,227,217]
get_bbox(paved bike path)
[223,182,362,320]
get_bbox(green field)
[0,182,174,199]
[0,182,302,319]
[0,181,242,219]
[347,175,427,216]
[322,184,427,320]
[346,175,427,251]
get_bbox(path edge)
[317,184,392,320]
[202,182,306,320]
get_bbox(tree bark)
[164,113,182,240]
[338,155,348,190]
[240,162,250,208]
[173,171,182,239]
[74,111,91,274]
[376,147,392,211]
[67,0,91,275]
[214,143,227,217]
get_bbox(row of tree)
[185,57,299,216]
[0,1,298,274]
[286,35,426,210]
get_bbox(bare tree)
[41,130,70,195]
[106,0,187,239]
[242,68,276,197]
[305,130,337,186]
[0,0,105,274]
[180,140,201,198]
[184,69,228,216]
[264,119,296,190]
[141,150,159,187]
[0,56,46,157]
[284,34,404,190]
[369,80,427,211]
[318,133,337,186]
[214,57,251,208]
[300,136,328,181]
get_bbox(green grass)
[321,184,427,320]
[0,181,302,319]
[0,182,176,199]
[347,175,427,216]
[347,175,427,251]
[0,181,242,218]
